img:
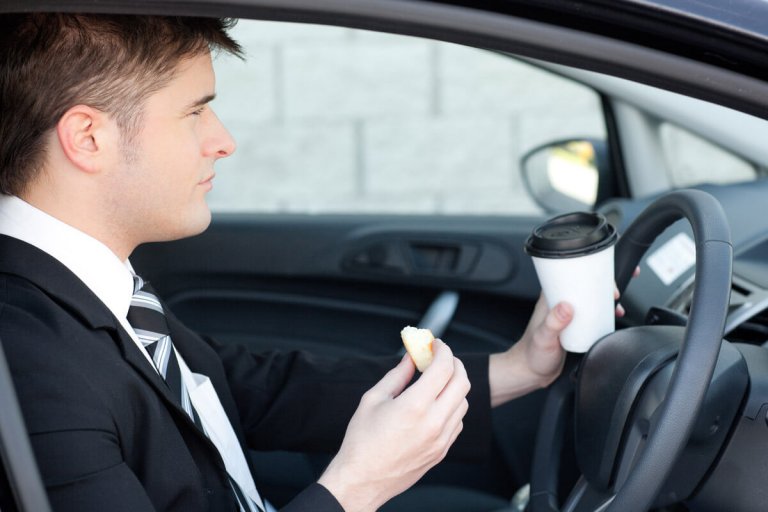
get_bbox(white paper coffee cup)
[525,212,618,353]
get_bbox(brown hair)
[0,14,242,195]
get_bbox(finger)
[529,293,550,326]
[403,339,455,400]
[371,352,416,399]
[615,267,641,298]
[534,302,573,347]
[431,399,467,464]
[437,417,465,462]
[615,303,626,317]
[440,396,469,434]
[435,357,470,415]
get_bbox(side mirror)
[521,139,611,213]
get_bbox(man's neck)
[19,189,135,261]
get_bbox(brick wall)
[208,21,607,215]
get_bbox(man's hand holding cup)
[525,212,619,353]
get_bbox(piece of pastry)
[400,326,435,372]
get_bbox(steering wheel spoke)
[561,478,614,512]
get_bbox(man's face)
[108,51,235,245]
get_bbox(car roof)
[3,0,768,119]
[627,0,768,41]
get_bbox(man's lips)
[199,173,215,185]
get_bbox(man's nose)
[205,109,237,158]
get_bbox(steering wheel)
[528,189,733,512]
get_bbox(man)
[0,13,574,512]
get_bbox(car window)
[210,20,606,215]
[659,122,758,187]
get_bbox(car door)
[129,20,615,506]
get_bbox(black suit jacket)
[0,235,491,511]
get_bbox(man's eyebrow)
[186,93,216,110]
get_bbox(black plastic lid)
[524,211,617,259]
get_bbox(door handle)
[418,290,460,338]
[407,242,479,276]
[398,290,460,356]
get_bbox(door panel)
[132,214,544,357]
[134,215,544,290]
[131,213,549,505]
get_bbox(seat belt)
[0,336,52,512]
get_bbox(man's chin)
[184,209,213,239]
[149,209,213,243]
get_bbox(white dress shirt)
[0,195,264,510]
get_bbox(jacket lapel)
[111,321,192,419]
[164,311,250,450]
[109,302,233,468]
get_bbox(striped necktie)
[128,275,265,512]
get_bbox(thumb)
[537,302,574,346]
[372,353,416,398]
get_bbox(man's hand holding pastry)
[318,339,469,512]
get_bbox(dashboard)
[599,178,768,346]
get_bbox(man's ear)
[55,105,117,174]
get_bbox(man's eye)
[190,107,205,116]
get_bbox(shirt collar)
[0,195,135,321]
